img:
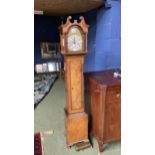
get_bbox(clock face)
[67,27,83,52]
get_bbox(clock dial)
[67,27,83,52]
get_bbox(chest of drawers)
[89,70,121,152]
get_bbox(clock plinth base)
[64,109,89,147]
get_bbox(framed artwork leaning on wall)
[40,42,60,59]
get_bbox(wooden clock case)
[59,16,89,147]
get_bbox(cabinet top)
[86,69,121,86]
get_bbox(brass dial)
[67,27,83,52]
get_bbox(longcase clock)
[59,16,89,147]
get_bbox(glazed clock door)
[67,26,84,52]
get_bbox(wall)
[34,11,98,70]
[34,15,61,64]
[94,0,121,71]
[71,0,121,72]
[34,0,121,72]
[82,10,98,72]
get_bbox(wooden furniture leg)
[98,141,104,152]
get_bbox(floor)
[34,79,121,155]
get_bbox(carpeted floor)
[34,74,57,107]
[34,79,121,155]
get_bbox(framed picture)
[35,64,43,73]
[42,63,48,73]
[48,62,57,72]
[41,42,60,59]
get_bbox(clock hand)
[73,36,75,44]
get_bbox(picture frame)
[35,64,43,73]
[42,63,48,73]
[41,42,60,59]
[48,62,57,72]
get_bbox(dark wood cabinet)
[88,70,121,152]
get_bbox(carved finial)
[74,20,78,24]
[79,16,84,22]
[80,16,85,24]
[66,16,72,24]
[79,16,89,29]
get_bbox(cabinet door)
[65,56,84,113]
[104,86,121,141]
